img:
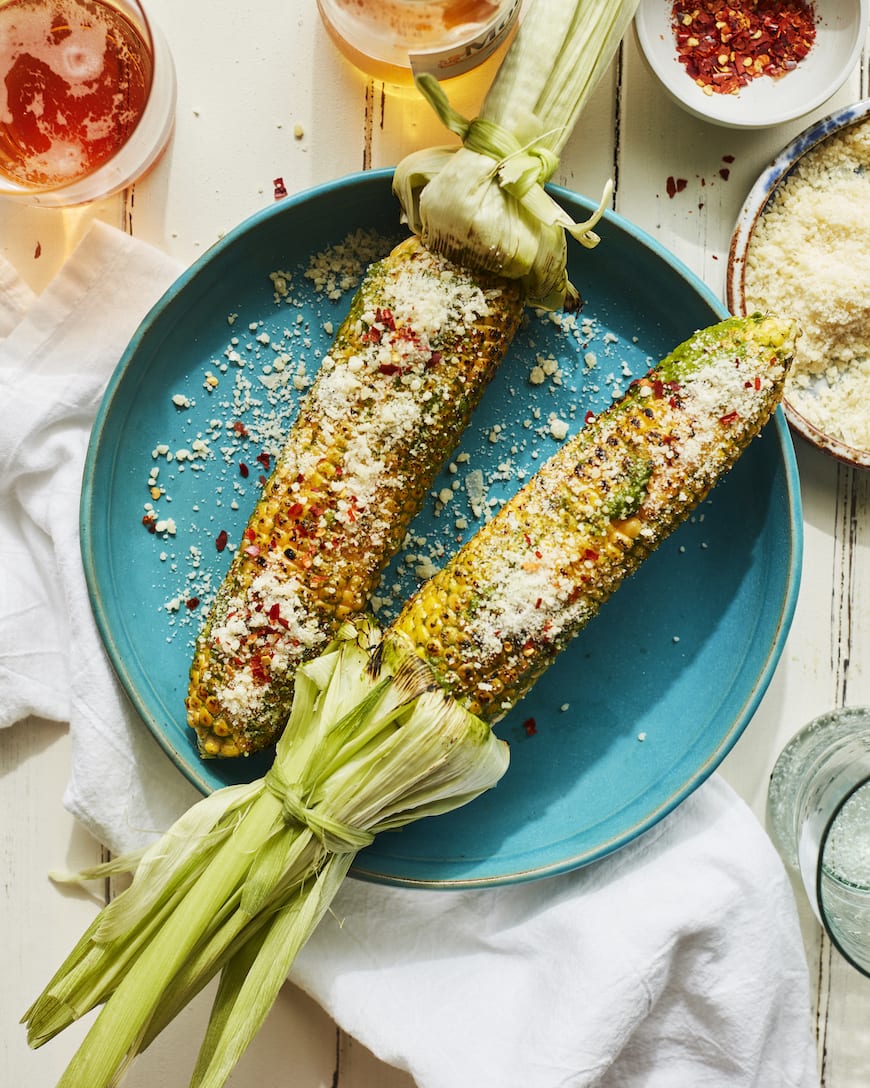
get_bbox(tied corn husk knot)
[263,766,375,852]
[24,619,508,1088]
[415,75,562,192]
[392,0,641,310]
[394,73,610,311]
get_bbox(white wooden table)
[2,3,869,1085]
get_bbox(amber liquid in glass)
[317,0,519,83]
[0,0,153,189]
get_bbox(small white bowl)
[727,99,870,469]
[634,0,867,129]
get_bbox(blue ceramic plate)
[81,169,802,888]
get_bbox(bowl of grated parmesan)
[727,98,870,468]
[635,0,868,130]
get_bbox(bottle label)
[409,0,522,80]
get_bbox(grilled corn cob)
[390,312,797,720]
[24,314,794,1088]
[187,235,524,757]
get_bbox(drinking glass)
[767,706,870,977]
[316,0,521,84]
[0,0,176,206]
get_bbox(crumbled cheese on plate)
[136,230,658,643]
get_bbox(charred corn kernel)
[392,313,797,722]
[187,236,524,757]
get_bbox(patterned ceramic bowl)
[727,99,870,468]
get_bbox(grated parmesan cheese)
[744,118,870,452]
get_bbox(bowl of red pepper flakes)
[634,0,868,128]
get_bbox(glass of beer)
[0,0,176,206]
[767,706,870,977]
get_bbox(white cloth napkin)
[0,223,819,1088]
[295,773,817,1088]
[0,222,201,838]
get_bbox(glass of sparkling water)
[0,0,176,206]
[767,706,870,977]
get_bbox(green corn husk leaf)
[189,855,353,1088]
[393,0,639,309]
[24,619,508,1088]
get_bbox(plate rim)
[80,167,804,888]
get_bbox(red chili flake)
[287,502,305,518]
[233,421,249,438]
[652,378,666,398]
[670,0,817,96]
[257,452,271,471]
[583,548,600,562]
[523,718,538,737]
[375,307,396,330]
[395,326,422,347]
[534,597,543,609]
[273,177,287,200]
[215,529,229,552]
[250,654,269,684]
[584,409,595,425]
[378,362,402,376]
[268,603,281,623]
[666,176,688,198]
[239,462,250,478]
[719,409,740,425]
[186,597,200,610]
[142,513,157,533]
